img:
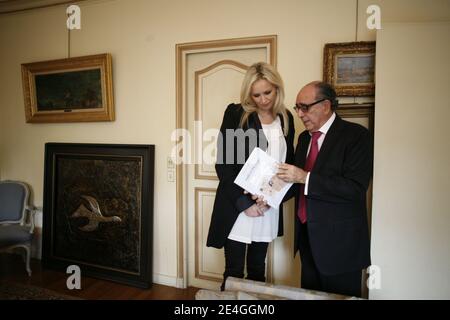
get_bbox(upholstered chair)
[0,181,36,276]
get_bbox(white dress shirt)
[304,112,336,195]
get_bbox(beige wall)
[371,22,450,299]
[0,0,449,294]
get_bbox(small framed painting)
[323,42,376,96]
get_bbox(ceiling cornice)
[0,0,87,14]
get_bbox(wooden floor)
[0,253,200,300]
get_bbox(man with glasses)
[277,81,373,297]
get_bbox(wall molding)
[0,0,87,14]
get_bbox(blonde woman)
[206,62,295,290]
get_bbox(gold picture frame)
[323,42,376,97]
[21,53,114,123]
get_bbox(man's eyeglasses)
[293,98,327,113]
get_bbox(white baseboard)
[176,277,186,289]
[152,273,179,288]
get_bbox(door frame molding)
[175,35,277,287]
[336,102,374,299]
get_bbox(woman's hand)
[244,204,266,217]
[243,191,270,216]
[244,190,268,206]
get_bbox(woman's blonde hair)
[239,62,288,135]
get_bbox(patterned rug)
[0,282,81,300]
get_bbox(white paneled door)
[177,36,299,290]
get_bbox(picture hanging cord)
[68,27,71,58]
[355,0,359,42]
[354,0,359,102]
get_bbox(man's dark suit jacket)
[293,115,373,276]
[206,103,295,249]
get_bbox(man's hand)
[277,163,308,184]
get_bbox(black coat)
[206,103,295,249]
[293,115,373,275]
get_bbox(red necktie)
[298,131,322,223]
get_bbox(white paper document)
[234,147,293,209]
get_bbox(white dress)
[228,116,287,244]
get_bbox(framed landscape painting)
[21,53,114,123]
[323,42,376,96]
